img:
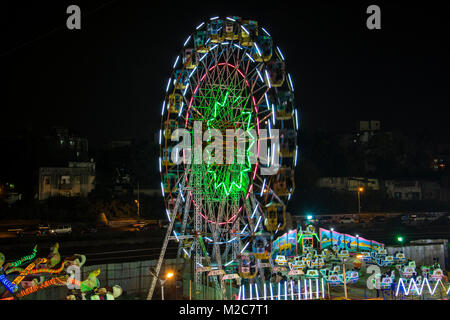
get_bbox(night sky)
[2,1,449,146]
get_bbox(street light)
[134,199,140,218]
[356,234,359,252]
[160,271,175,300]
[397,236,404,243]
[149,269,174,300]
[357,187,364,214]
[330,228,334,249]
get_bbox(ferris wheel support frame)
[147,176,185,300]
[175,187,192,267]
[193,165,203,285]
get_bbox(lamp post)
[330,228,334,249]
[357,187,364,215]
[341,254,361,300]
[161,271,174,300]
[342,257,348,300]
[135,181,140,219]
[134,199,140,218]
[356,235,359,252]
[150,269,174,300]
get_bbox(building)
[107,140,132,149]
[357,120,381,132]
[316,177,380,192]
[38,161,95,200]
[43,127,90,163]
[356,120,381,143]
[431,155,449,172]
[384,180,445,201]
[384,180,422,200]
[421,181,441,200]
[35,127,96,200]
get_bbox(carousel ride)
[0,243,122,300]
[250,223,449,300]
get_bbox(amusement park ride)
[0,244,123,300]
[151,15,449,300]
[151,15,298,300]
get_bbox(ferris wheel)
[150,16,298,299]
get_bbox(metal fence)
[181,275,240,300]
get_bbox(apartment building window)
[61,176,71,184]
[411,192,420,200]
[44,176,51,185]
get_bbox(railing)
[238,278,326,300]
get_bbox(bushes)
[43,197,97,222]
[0,192,167,223]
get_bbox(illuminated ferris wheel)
[150,15,298,299]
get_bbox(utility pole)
[147,180,184,300]
[357,187,364,215]
[134,181,140,220]
[137,181,140,219]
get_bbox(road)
[0,222,179,265]
[1,215,449,265]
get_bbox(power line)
[0,0,122,58]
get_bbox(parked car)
[132,223,146,231]
[8,227,24,236]
[371,216,386,223]
[38,224,51,235]
[318,217,332,224]
[412,215,426,222]
[18,227,41,237]
[38,224,51,230]
[340,217,354,224]
[49,225,72,235]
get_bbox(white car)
[49,225,72,235]
[340,217,354,224]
